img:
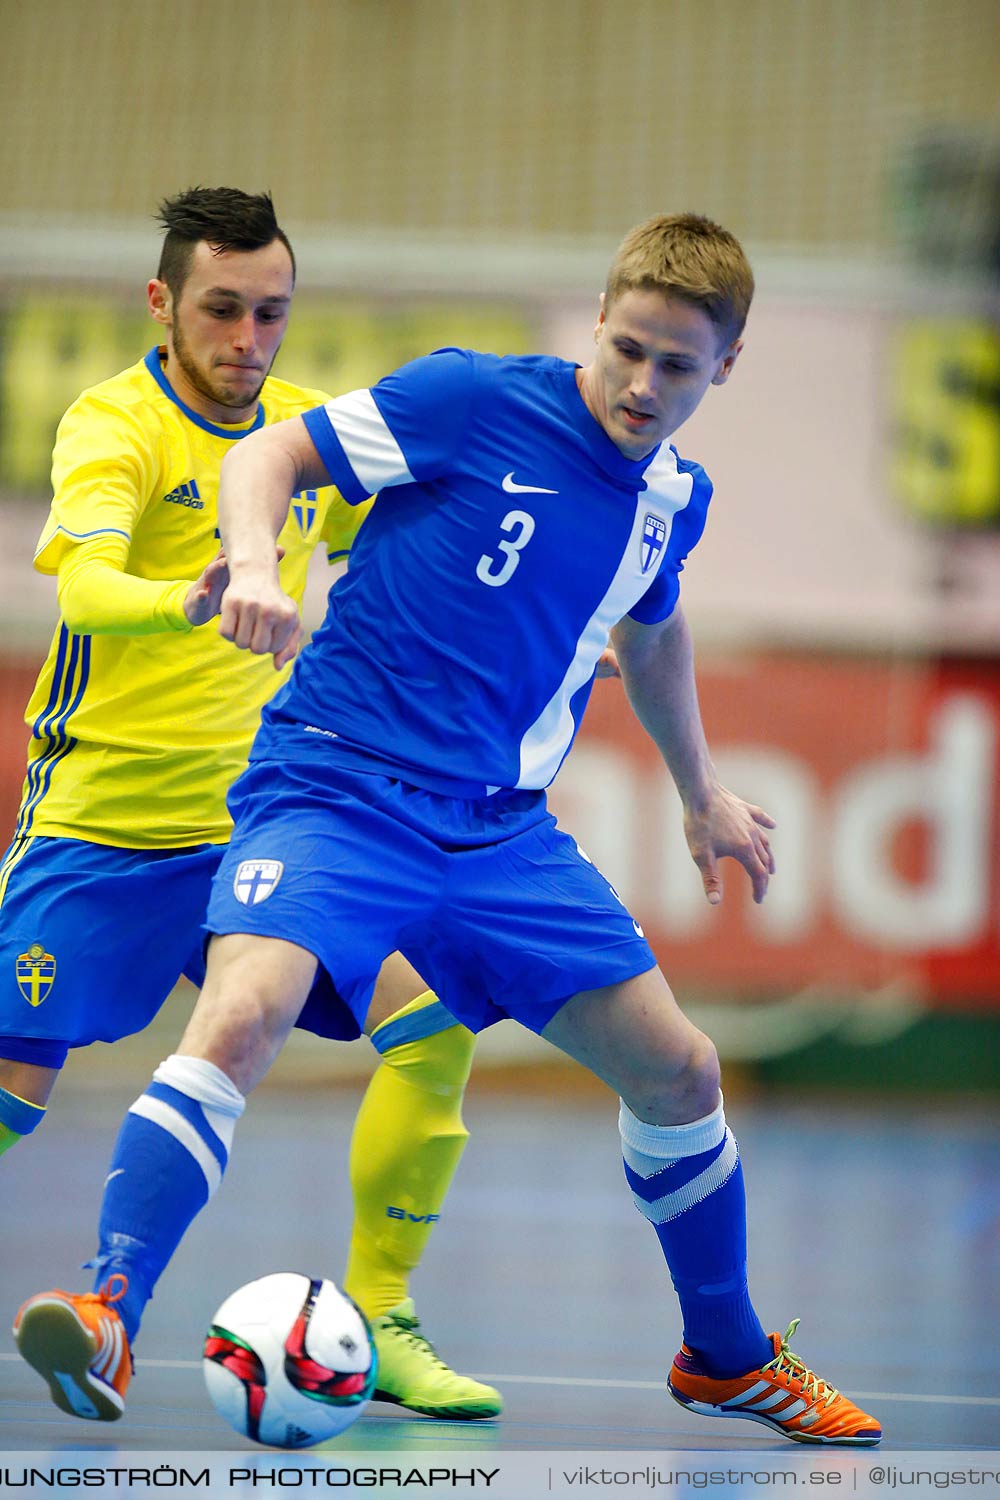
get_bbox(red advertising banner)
[548,652,1000,1010]
[0,659,38,837]
[1,649,998,1010]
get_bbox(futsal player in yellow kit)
[0,186,500,1421]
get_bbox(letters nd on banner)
[547,652,1000,1009]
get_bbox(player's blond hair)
[605,214,754,344]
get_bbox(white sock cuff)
[618,1093,726,1162]
[155,1054,246,1120]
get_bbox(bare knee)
[542,970,722,1127]
[180,993,276,1094]
[180,933,318,1094]
[619,1029,721,1126]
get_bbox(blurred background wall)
[0,0,998,1089]
[3,0,998,253]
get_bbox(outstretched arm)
[40,397,231,636]
[611,607,775,904]
[217,416,329,668]
[55,536,229,635]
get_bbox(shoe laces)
[93,1273,128,1307]
[762,1318,840,1409]
[381,1308,449,1372]
[93,1275,133,1373]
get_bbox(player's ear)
[594,292,607,343]
[147,278,172,328]
[711,337,743,386]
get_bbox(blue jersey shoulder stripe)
[301,407,370,505]
[365,348,475,482]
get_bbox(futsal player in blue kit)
[16,214,881,1445]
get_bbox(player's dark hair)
[155,187,295,296]
[605,213,754,344]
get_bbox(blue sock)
[86,1055,245,1344]
[620,1096,772,1379]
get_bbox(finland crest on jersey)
[641,514,667,573]
[234,860,284,905]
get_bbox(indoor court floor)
[1,1061,998,1459]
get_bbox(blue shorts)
[0,835,359,1067]
[208,756,656,1038]
[0,836,220,1067]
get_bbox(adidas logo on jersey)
[162,480,204,510]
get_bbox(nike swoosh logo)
[104,1168,125,1187]
[502,472,558,495]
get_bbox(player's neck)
[575,363,602,428]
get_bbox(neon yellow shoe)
[370,1298,502,1419]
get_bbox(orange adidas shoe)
[14,1273,132,1422]
[668,1318,881,1445]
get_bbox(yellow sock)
[343,991,475,1320]
[0,1122,23,1157]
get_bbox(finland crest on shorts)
[234,860,284,905]
[641,514,666,573]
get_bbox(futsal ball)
[203,1273,376,1448]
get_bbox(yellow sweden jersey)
[18,348,368,849]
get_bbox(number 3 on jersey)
[476,508,536,588]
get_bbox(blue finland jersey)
[256,349,712,794]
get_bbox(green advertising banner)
[0,292,536,494]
